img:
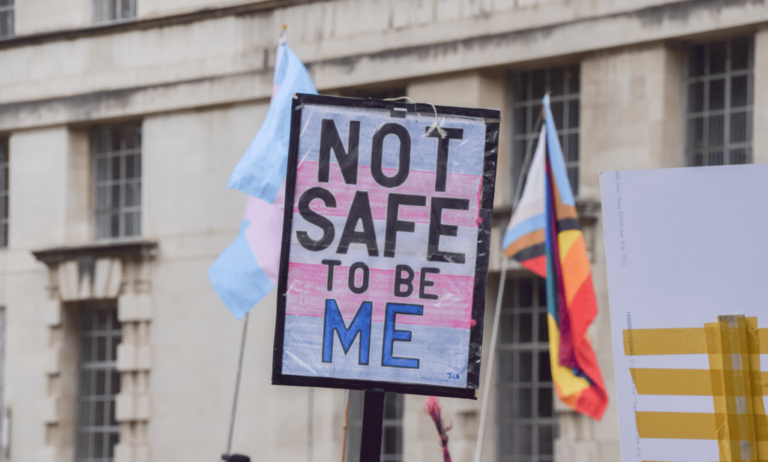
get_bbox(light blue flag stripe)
[210,41,318,319]
[543,95,575,206]
[226,43,318,203]
[208,221,274,319]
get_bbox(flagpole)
[473,102,545,462]
[224,312,250,459]
[473,256,507,462]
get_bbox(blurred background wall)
[0,0,764,461]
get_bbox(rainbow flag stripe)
[502,95,608,420]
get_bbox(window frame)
[0,138,7,249]
[92,0,136,24]
[684,36,754,167]
[92,124,142,241]
[511,64,580,197]
[497,276,557,462]
[75,302,122,462]
[0,0,13,39]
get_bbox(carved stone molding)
[32,240,158,462]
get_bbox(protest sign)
[601,164,768,462]
[272,94,499,398]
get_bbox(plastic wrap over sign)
[273,94,499,399]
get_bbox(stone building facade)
[0,0,765,461]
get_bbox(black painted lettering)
[419,267,440,300]
[296,187,336,251]
[384,193,426,258]
[425,127,463,192]
[371,123,411,188]
[394,265,414,298]
[321,259,342,291]
[337,191,379,257]
[348,262,370,294]
[319,119,360,185]
[428,197,470,263]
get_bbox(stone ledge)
[32,240,158,267]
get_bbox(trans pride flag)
[501,95,608,420]
[208,37,317,319]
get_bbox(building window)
[93,0,135,24]
[344,391,404,462]
[76,304,121,462]
[498,277,556,462]
[686,37,753,166]
[0,139,7,248]
[0,0,12,38]
[512,65,580,196]
[93,125,141,240]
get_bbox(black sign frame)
[272,93,499,399]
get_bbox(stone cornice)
[32,240,158,267]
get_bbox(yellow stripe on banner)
[630,369,768,396]
[624,328,708,355]
[624,327,768,355]
[547,314,591,397]
[636,412,768,441]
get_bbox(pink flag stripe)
[286,262,475,329]
[294,162,483,226]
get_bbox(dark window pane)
[539,312,549,342]
[532,70,546,99]
[709,41,726,74]
[109,433,119,457]
[568,100,579,128]
[111,128,121,151]
[689,45,706,76]
[708,115,724,147]
[731,37,750,70]
[692,152,704,167]
[110,213,120,237]
[514,425,534,455]
[537,280,547,305]
[519,313,533,343]
[514,106,528,135]
[382,426,399,455]
[111,184,121,208]
[539,424,555,455]
[96,370,106,394]
[730,112,749,143]
[568,134,579,162]
[550,101,564,129]
[94,401,106,426]
[688,82,705,113]
[499,387,514,420]
[80,370,93,396]
[566,64,580,93]
[499,350,514,382]
[568,167,579,196]
[539,351,552,382]
[731,75,749,108]
[688,117,705,148]
[730,148,748,165]
[519,352,533,382]
[111,370,120,395]
[500,313,514,343]
[515,73,529,101]
[708,79,725,110]
[708,151,724,166]
[538,388,554,417]
[517,388,533,418]
[383,393,401,419]
[519,279,533,307]
[78,400,92,426]
[550,67,564,96]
